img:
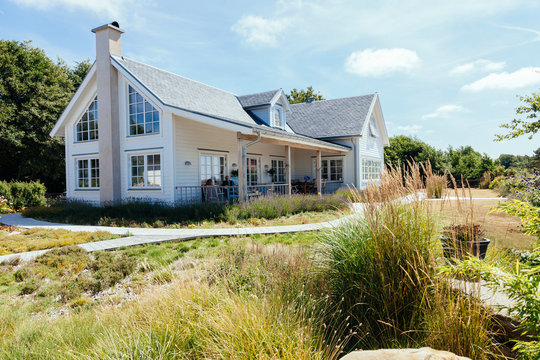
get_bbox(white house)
[50,22,389,204]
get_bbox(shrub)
[0,181,46,210]
[479,171,492,189]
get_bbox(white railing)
[175,184,289,204]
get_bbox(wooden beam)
[237,133,246,203]
[316,150,322,197]
[286,145,291,196]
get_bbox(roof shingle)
[237,90,280,108]
[287,95,376,139]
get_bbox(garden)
[0,164,538,359]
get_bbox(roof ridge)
[112,55,239,97]
[289,93,376,106]
[238,89,281,98]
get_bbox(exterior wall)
[250,107,270,125]
[65,76,101,203]
[173,114,288,194]
[358,115,385,189]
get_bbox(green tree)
[0,40,89,192]
[68,59,92,91]
[286,86,325,104]
[447,146,495,181]
[384,135,447,173]
[495,91,540,141]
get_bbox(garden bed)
[23,194,349,228]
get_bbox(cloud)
[450,59,506,75]
[461,67,540,91]
[231,15,291,47]
[396,124,423,134]
[10,0,134,18]
[345,48,420,77]
[422,104,469,119]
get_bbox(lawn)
[0,226,121,255]
[428,188,537,250]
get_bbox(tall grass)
[316,163,499,358]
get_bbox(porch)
[173,116,351,204]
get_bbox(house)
[50,22,389,204]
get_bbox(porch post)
[237,134,246,203]
[286,145,292,196]
[316,150,322,197]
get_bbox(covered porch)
[174,127,350,204]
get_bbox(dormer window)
[75,96,98,142]
[272,107,283,128]
[128,85,160,136]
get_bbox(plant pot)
[441,236,491,260]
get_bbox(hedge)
[0,181,47,210]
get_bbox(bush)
[0,181,46,210]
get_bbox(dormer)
[238,89,291,131]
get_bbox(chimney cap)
[91,21,125,34]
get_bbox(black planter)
[441,236,491,260]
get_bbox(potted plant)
[230,169,238,177]
[267,168,276,177]
[441,224,490,260]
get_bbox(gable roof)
[111,55,256,125]
[237,90,280,108]
[287,94,376,139]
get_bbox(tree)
[68,59,92,91]
[286,86,325,104]
[447,146,495,181]
[0,40,89,192]
[384,135,447,173]
[495,91,540,141]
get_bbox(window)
[128,85,159,136]
[75,97,98,142]
[246,157,260,186]
[271,159,285,183]
[362,159,382,181]
[77,159,99,188]
[130,154,161,188]
[315,158,343,182]
[200,154,227,185]
[272,107,283,128]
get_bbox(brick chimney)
[92,22,123,204]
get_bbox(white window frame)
[313,157,344,183]
[271,106,284,129]
[74,96,98,143]
[75,157,100,189]
[362,158,383,181]
[246,156,261,186]
[126,84,161,137]
[199,152,228,185]
[127,152,163,190]
[270,158,286,183]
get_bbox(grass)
[0,227,121,255]
[428,188,537,250]
[23,194,349,228]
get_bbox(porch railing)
[175,184,289,204]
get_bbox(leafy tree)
[495,91,540,141]
[68,59,92,91]
[447,146,495,181]
[384,136,447,173]
[532,148,540,169]
[286,86,325,104]
[0,40,89,192]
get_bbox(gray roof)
[287,94,376,139]
[237,90,280,108]
[112,55,256,125]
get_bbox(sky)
[1,0,539,158]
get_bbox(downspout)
[242,130,262,202]
[351,137,358,189]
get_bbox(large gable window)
[75,97,98,142]
[128,85,160,136]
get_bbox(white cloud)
[10,0,133,18]
[422,104,469,119]
[231,15,291,47]
[450,59,506,75]
[461,67,540,92]
[396,124,423,134]
[345,48,420,77]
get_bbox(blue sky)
[2,0,540,157]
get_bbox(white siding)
[358,115,385,189]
